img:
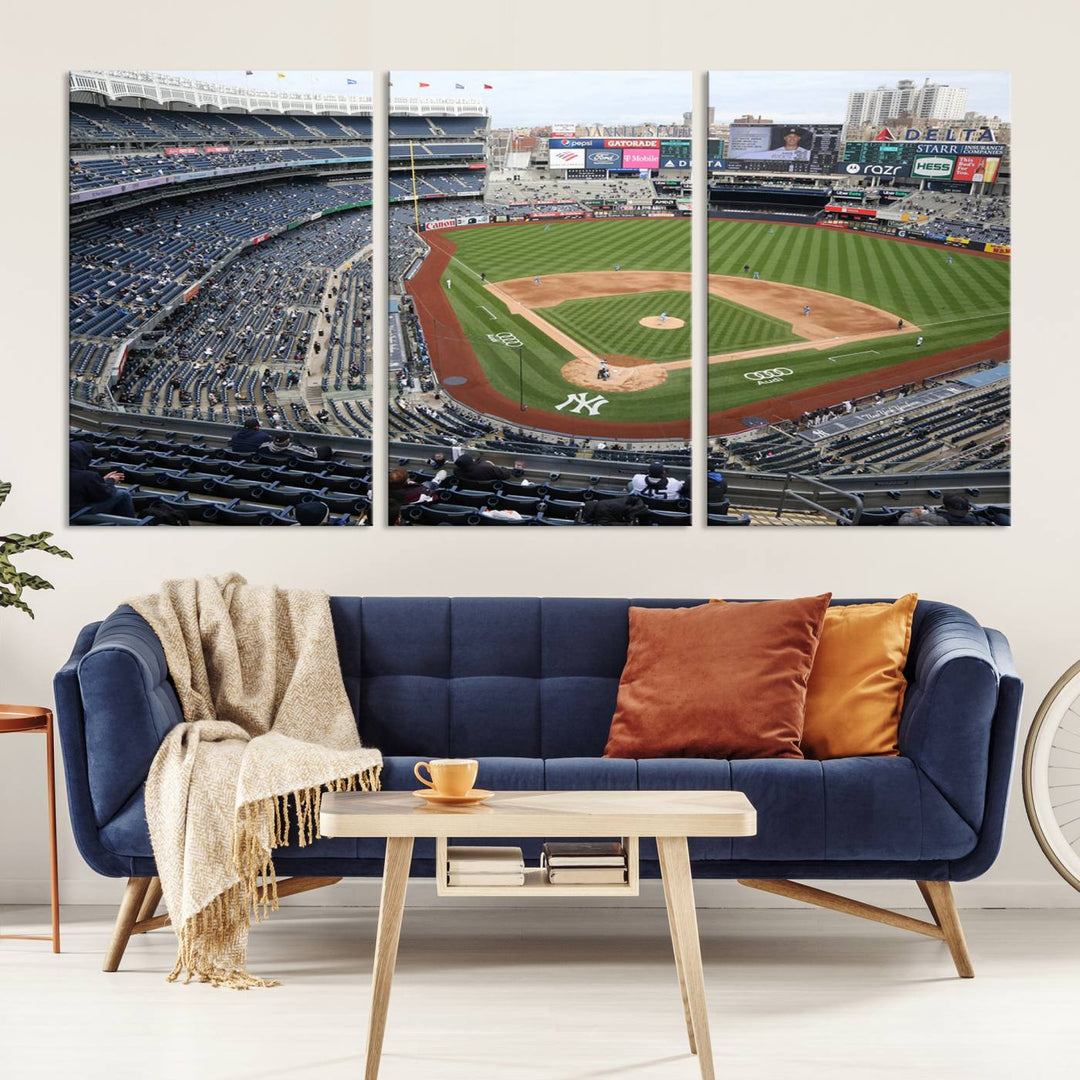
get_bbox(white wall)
[2,1,1077,911]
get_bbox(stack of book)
[446,845,525,887]
[541,841,628,885]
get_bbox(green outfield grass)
[542,291,800,364]
[426,219,1009,425]
[434,251,690,423]
[705,219,1010,412]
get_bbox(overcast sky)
[709,70,1010,123]
[393,71,690,127]
[168,69,1008,126]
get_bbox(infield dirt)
[489,271,916,392]
[406,230,981,441]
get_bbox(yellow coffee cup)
[414,758,479,797]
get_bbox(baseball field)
[406,217,1010,438]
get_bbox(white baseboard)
[4,876,1079,909]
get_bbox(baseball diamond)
[407,217,1009,439]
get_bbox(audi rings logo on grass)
[743,367,793,386]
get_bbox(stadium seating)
[70,426,371,526]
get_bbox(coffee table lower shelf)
[435,835,640,897]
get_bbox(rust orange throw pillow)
[800,594,918,758]
[603,595,832,760]
[710,593,918,758]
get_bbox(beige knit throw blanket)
[129,573,381,989]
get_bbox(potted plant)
[0,481,72,617]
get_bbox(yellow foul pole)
[409,140,420,233]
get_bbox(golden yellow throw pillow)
[710,594,918,758]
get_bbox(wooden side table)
[320,789,757,1080]
[0,705,60,953]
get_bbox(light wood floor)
[1,904,1076,1079]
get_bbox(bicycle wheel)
[1023,659,1080,892]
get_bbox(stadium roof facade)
[70,70,488,118]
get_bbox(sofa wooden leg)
[136,877,163,924]
[917,881,974,978]
[738,878,975,978]
[103,877,151,972]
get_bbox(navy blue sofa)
[54,597,1023,974]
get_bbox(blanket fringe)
[172,764,381,987]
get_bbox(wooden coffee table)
[319,789,756,1080]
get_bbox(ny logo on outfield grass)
[555,392,609,416]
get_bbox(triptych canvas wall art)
[68,68,1009,527]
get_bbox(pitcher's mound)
[639,316,685,330]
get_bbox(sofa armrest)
[946,627,1024,880]
[899,602,1001,833]
[74,605,183,829]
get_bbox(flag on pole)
[347,78,358,85]
[276,73,286,79]
[483,83,493,90]
[419,81,430,88]
[455,83,465,89]
[244,70,254,76]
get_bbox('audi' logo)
[744,367,793,384]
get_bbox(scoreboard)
[843,142,1007,181]
[717,124,843,174]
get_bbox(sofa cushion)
[801,594,918,759]
[604,596,831,760]
[97,754,975,867]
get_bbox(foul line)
[828,349,880,362]
[920,310,1010,329]
[479,305,498,320]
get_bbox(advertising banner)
[824,205,878,218]
[183,284,201,303]
[548,147,586,168]
[549,138,605,149]
[550,124,577,137]
[457,214,490,226]
[945,236,971,246]
[204,146,231,153]
[586,147,623,169]
[911,156,955,180]
[841,160,911,177]
[952,156,983,182]
[164,147,200,156]
[987,243,1011,254]
[622,146,660,168]
[603,138,661,149]
[423,218,458,231]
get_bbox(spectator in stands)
[453,453,523,484]
[294,500,330,526]
[229,417,274,454]
[707,471,728,509]
[69,440,137,521]
[898,506,949,526]
[940,492,983,526]
[260,432,331,461]
[388,465,448,524]
[628,461,684,501]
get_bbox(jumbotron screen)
[721,123,843,174]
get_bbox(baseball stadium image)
[389,71,694,526]
[68,70,377,526]
[704,71,1010,526]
